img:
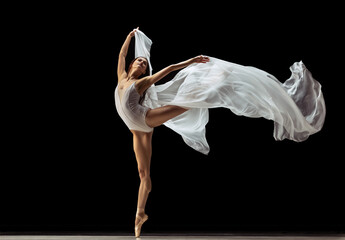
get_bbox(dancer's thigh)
[145,105,187,128]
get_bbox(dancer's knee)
[139,169,152,192]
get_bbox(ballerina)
[115,28,209,238]
[115,28,326,237]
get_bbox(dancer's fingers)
[130,27,139,37]
[193,55,210,63]
[200,56,210,63]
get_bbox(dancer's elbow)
[170,64,181,72]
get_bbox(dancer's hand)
[129,27,139,37]
[193,55,210,63]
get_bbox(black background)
[2,1,344,235]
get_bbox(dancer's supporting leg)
[132,105,188,237]
[132,130,153,237]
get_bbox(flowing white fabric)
[134,30,326,155]
[134,29,153,76]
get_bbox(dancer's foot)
[135,213,148,238]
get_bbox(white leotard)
[115,82,153,133]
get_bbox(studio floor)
[1,235,344,240]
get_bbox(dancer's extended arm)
[137,55,209,92]
[117,28,138,81]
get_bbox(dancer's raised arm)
[136,55,209,94]
[117,28,138,81]
[151,55,209,84]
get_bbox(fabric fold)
[134,30,326,155]
[134,29,153,76]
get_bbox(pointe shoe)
[135,213,148,238]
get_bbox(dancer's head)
[128,57,149,78]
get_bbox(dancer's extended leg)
[145,105,188,128]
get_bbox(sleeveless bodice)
[115,83,153,132]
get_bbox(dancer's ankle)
[136,207,145,216]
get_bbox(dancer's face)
[133,57,148,75]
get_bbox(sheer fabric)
[133,30,326,155]
[134,29,153,76]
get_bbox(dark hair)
[128,57,149,104]
[127,56,149,78]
